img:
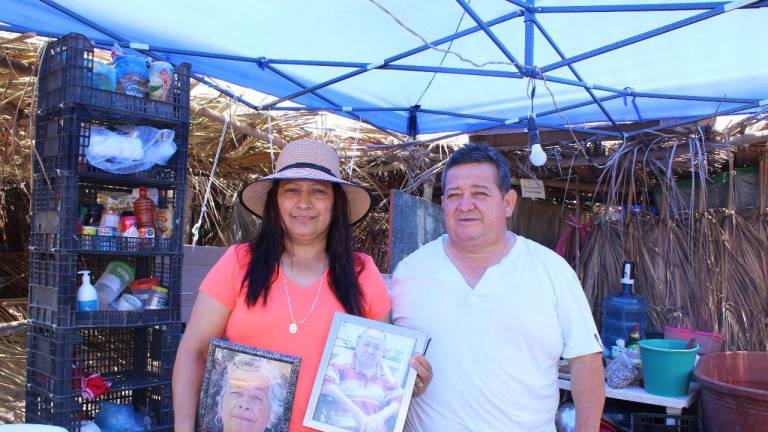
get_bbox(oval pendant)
[289,323,298,334]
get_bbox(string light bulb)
[527,117,547,166]
[529,143,547,166]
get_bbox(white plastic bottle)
[77,270,98,311]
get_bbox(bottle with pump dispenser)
[600,261,648,356]
[77,270,98,312]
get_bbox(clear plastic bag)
[86,125,176,174]
[605,350,639,389]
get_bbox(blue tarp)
[1,0,767,138]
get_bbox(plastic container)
[601,261,649,355]
[76,270,98,311]
[25,380,174,431]
[29,173,183,254]
[147,286,169,310]
[130,277,161,308]
[631,413,701,432]
[94,261,135,309]
[33,107,188,185]
[37,32,190,123]
[639,339,699,397]
[25,322,181,398]
[28,252,180,328]
[664,326,724,355]
[694,351,768,432]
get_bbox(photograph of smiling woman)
[216,355,286,432]
[197,340,300,432]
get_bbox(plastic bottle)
[133,186,156,229]
[77,270,98,311]
[600,261,649,356]
[627,324,641,350]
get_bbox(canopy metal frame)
[8,0,768,145]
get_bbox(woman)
[173,139,432,431]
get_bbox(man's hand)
[410,354,433,395]
[568,352,605,432]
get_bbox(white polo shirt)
[391,234,601,432]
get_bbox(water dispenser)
[600,260,648,356]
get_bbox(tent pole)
[259,9,526,109]
[536,2,768,13]
[531,17,621,128]
[626,101,761,137]
[456,0,525,73]
[541,0,760,73]
[524,6,535,67]
[262,63,405,142]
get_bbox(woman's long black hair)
[241,181,366,316]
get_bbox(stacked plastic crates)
[26,33,190,431]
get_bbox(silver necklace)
[281,260,326,334]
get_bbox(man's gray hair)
[441,142,511,194]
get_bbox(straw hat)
[239,139,371,224]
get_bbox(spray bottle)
[77,270,98,311]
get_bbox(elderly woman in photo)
[173,139,432,432]
[214,355,286,432]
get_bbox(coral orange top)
[199,244,391,431]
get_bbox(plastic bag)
[93,402,144,432]
[148,61,173,101]
[86,125,176,174]
[605,350,638,389]
[112,44,149,97]
[93,61,117,91]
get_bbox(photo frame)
[198,339,301,432]
[304,312,428,432]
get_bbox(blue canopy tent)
[1,0,767,147]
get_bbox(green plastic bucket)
[639,339,699,397]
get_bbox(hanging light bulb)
[529,143,547,166]
[527,117,547,166]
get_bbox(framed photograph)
[197,339,301,432]
[303,312,428,432]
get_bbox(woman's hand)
[410,354,433,396]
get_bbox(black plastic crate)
[30,172,183,254]
[28,252,181,328]
[25,381,173,431]
[38,32,190,125]
[632,413,701,432]
[26,323,179,398]
[33,107,188,185]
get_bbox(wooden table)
[558,378,699,415]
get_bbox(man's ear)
[504,189,518,218]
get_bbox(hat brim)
[238,167,372,225]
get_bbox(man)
[391,143,605,432]
[217,356,285,432]
[320,328,403,432]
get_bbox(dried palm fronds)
[718,150,768,351]
[719,210,768,351]
[0,332,26,423]
[579,218,624,323]
[688,211,723,333]
[626,215,660,326]
[0,298,27,424]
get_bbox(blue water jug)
[600,261,648,356]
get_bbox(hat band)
[278,162,336,178]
